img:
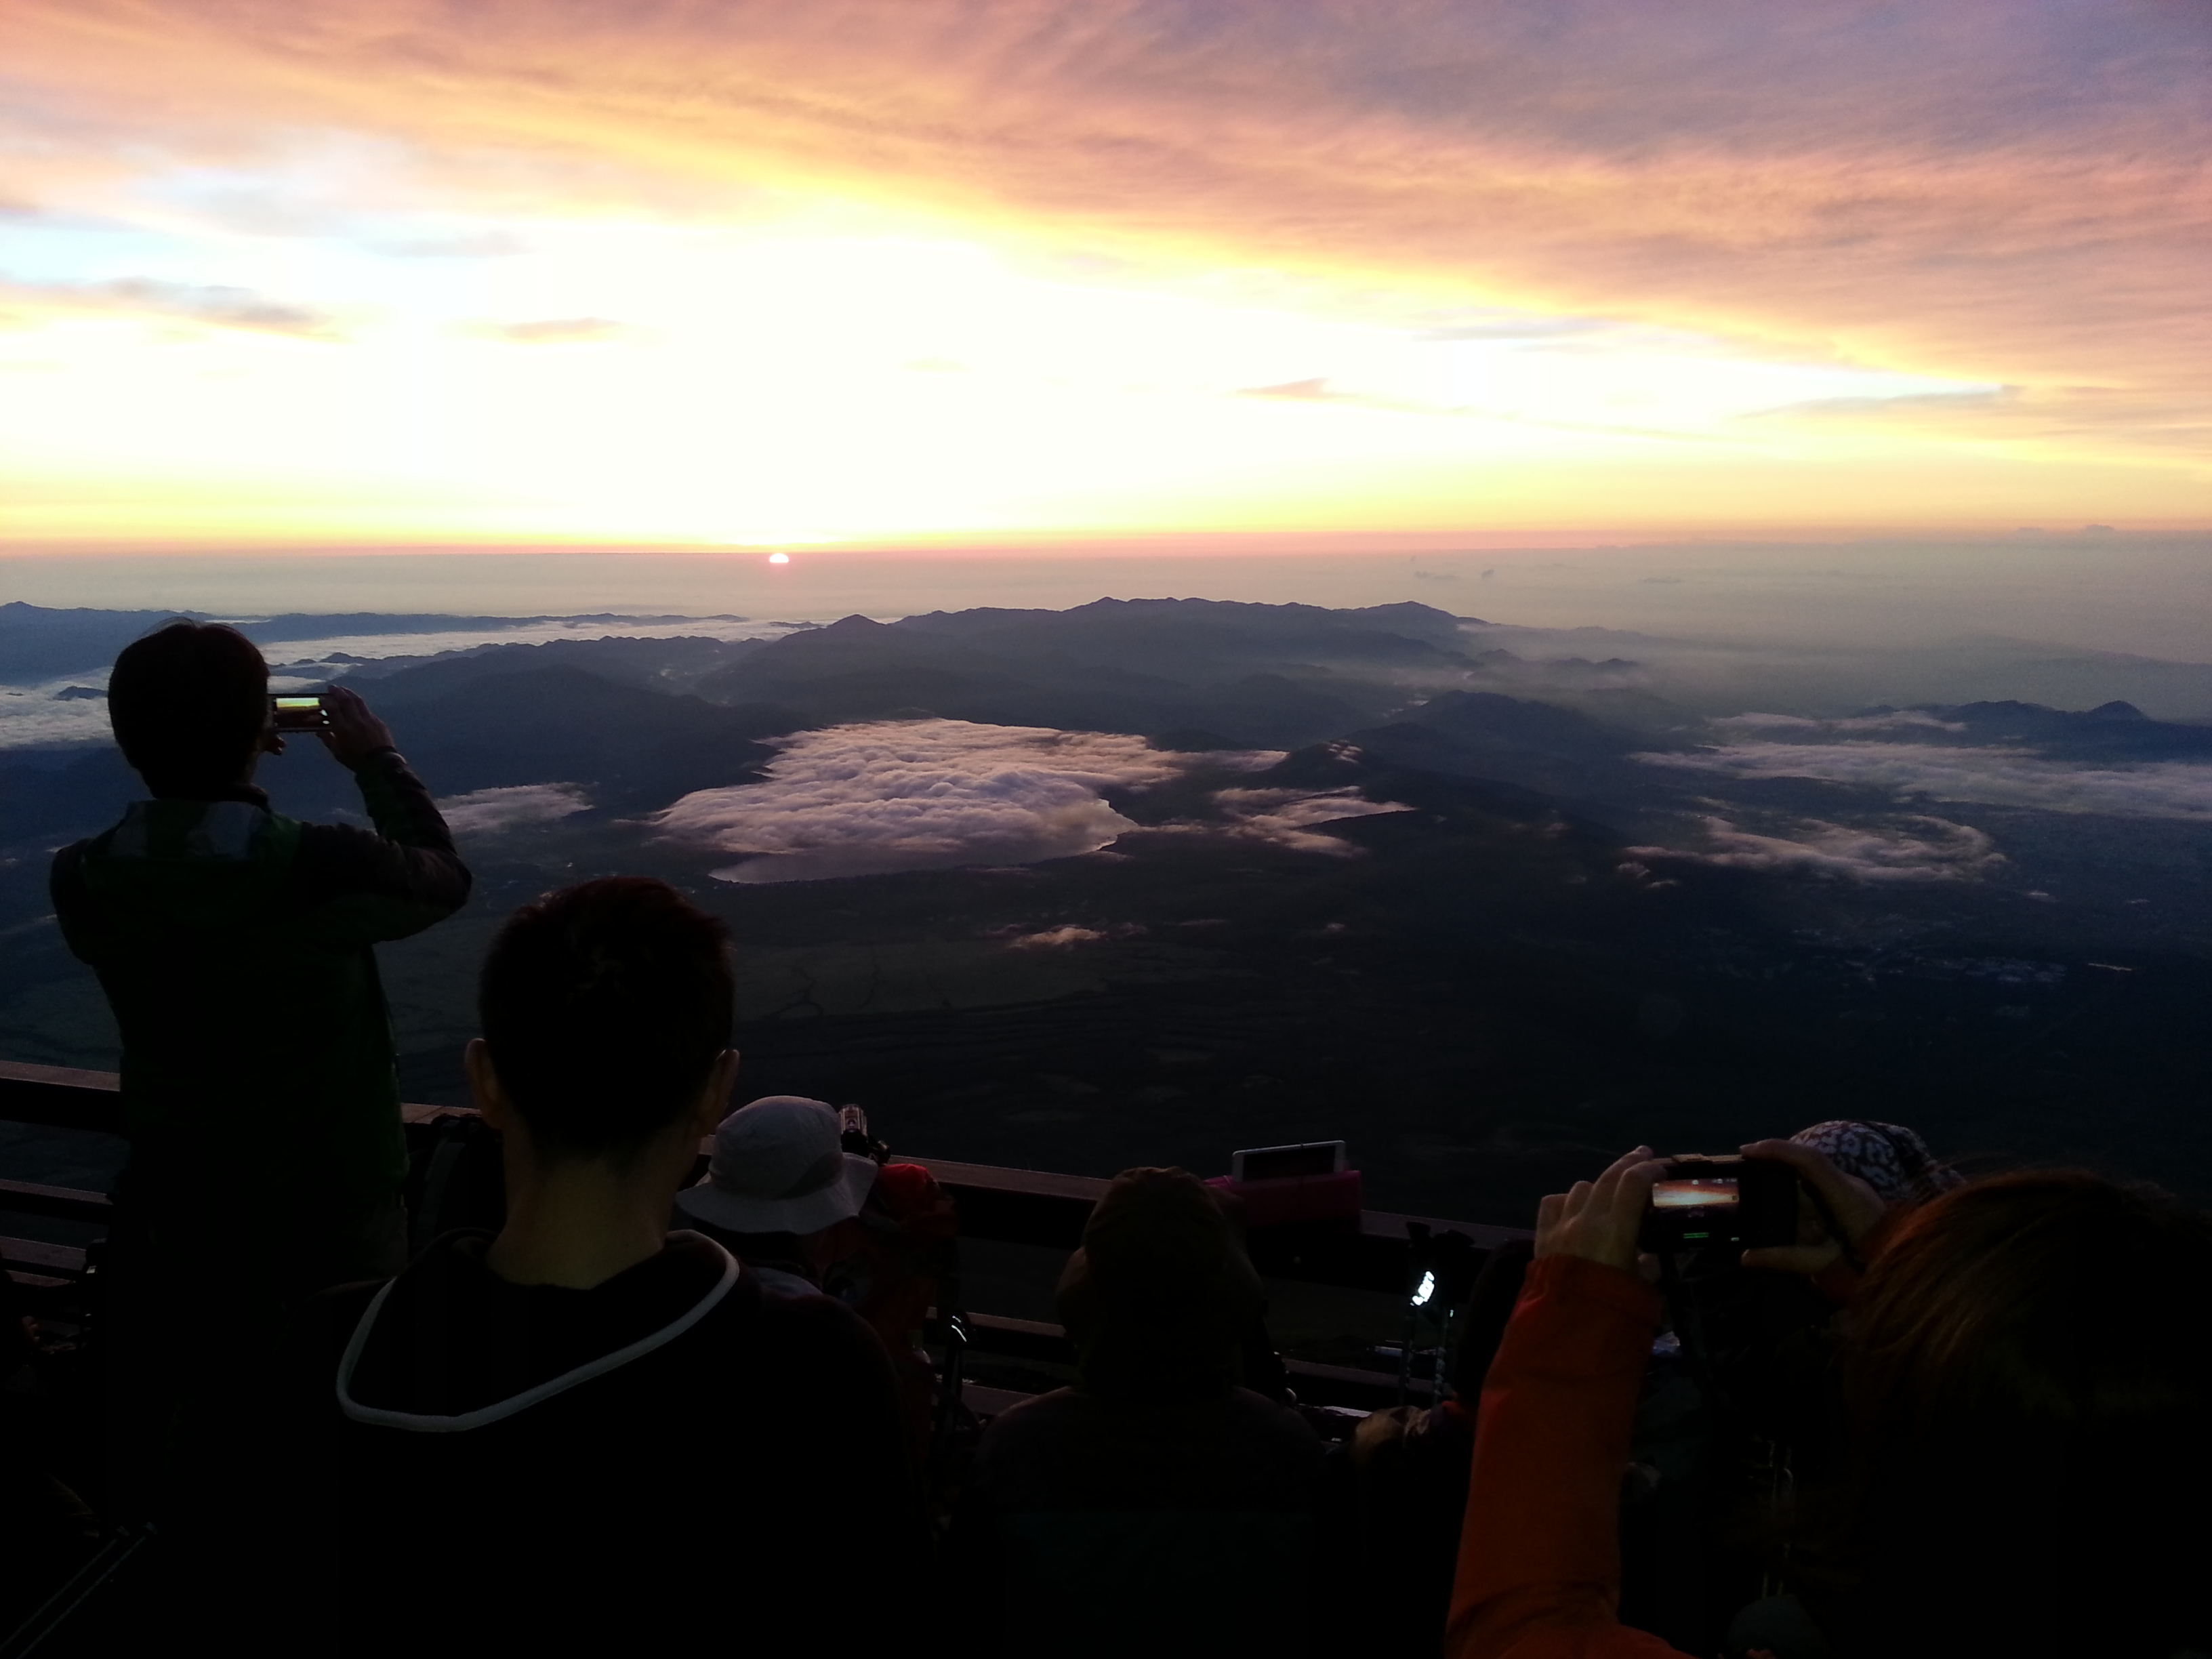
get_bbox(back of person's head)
[478,878,733,1168]
[1837,1171,2212,1656]
[108,620,269,798]
[1056,1166,1264,1404]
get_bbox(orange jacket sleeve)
[1446,1254,1689,1659]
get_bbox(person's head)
[470,878,737,1175]
[673,1096,876,1242]
[1790,1118,1961,1206]
[108,620,271,798]
[1056,1166,1264,1404]
[1837,1172,2212,1654]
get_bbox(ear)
[464,1038,509,1130]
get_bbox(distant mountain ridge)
[0,600,747,684]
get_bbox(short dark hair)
[478,878,735,1166]
[108,620,270,797]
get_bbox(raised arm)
[1447,1148,1690,1659]
[292,684,471,941]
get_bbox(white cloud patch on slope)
[1205,787,1410,855]
[656,719,1242,884]
[1629,815,2003,884]
[1637,742,2212,821]
[436,783,591,836]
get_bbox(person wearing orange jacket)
[1448,1143,2212,1659]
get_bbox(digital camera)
[270,694,332,733]
[1639,1153,1797,1252]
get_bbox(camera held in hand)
[1639,1154,1797,1253]
[270,693,332,733]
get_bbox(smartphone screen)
[1237,1143,1343,1182]
[1652,1176,1740,1209]
[272,695,327,729]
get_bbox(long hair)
[1827,1172,2212,1656]
[1055,1167,1265,1404]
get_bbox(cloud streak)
[0,274,342,339]
[1707,711,1967,737]
[1630,815,2004,883]
[435,782,591,835]
[1203,786,1409,855]
[1639,741,2212,821]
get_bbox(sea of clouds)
[655,720,1223,882]
[648,718,1392,882]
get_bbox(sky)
[1,1,2206,558]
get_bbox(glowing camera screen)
[1651,1177,1740,1210]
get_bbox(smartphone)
[270,694,331,733]
[1640,1154,1797,1251]
[1229,1141,1347,1183]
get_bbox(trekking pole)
[0,1522,156,1659]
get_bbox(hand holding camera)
[1734,1137,1888,1275]
[1534,1145,1666,1274]
[268,684,398,772]
[1537,1139,1887,1279]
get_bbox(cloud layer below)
[1639,742,2212,821]
[657,718,1212,883]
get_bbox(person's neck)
[488,1155,674,1290]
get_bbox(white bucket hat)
[674,1096,878,1235]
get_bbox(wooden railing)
[0,1060,1528,1410]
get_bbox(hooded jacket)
[49,750,468,1219]
[264,1229,918,1655]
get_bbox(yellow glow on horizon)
[1,218,2200,550]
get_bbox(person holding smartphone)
[1446,1143,2212,1659]
[50,620,471,1516]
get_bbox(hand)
[1535,1147,1666,1275]
[1737,1138,1889,1276]
[316,683,398,771]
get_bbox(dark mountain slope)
[359,634,766,701]
[375,667,801,814]
[1337,689,1675,805]
[1935,700,2212,760]
[0,602,204,682]
[890,596,1473,678]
